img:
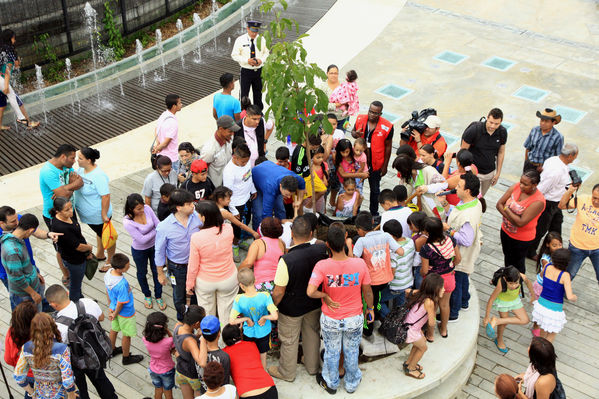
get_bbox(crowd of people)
[0,20,596,399]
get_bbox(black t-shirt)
[181,177,215,202]
[461,121,507,174]
[51,218,87,264]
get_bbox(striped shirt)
[523,126,563,164]
[389,238,415,291]
[0,233,40,296]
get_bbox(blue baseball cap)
[200,315,221,335]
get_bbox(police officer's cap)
[247,20,262,32]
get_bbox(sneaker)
[436,314,458,322]
[268,366,294,382]
[316,373,337,395]
[461,304,469,311]
[122,354,144,365]
[233,246,240,263]
[111,346,123,358]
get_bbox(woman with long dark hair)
[74,147,115,272]
[187,201,238,320]
[4,301,38,399]
[51,197,93,301]
[0,29,39,129]
[123,193,164,309]
[441,149,478,206]
[517,337,562,399]
[13,313,77,399]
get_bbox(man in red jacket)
[352,101,394,216]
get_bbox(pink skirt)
[441,271,456,293]
[533,281,543,297]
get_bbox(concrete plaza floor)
[1,0,599,398]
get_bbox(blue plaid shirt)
[523,126,563,164]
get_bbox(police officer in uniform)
[231,20,269,110]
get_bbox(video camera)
[400,108,437,141]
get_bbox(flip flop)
[0,125,10,131]
[99,264,111,273]
[485,323,497,340]
[144,297,153,309]
[494,339,509,354]
[156,298,166,311]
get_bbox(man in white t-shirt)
[378,188,412,238]
[46,284,117,399]
[152,94,182,167]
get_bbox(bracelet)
[367,307,374,311]
[46,231,50,239]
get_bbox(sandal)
[16,119,40,128]
[62,276,70,287]
[156,298,166,311]
[485,323,497,340]
[405,368,425,379]
[144,297,153,309]
[99,264,111,273]
[403,362,423,373]
[0,125,10,131]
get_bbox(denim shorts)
[149,367,175,390]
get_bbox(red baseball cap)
[190,159,208,173]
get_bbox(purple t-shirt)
[142,336,175,374]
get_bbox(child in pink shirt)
[142,312,176,398]
[330,70,359,118]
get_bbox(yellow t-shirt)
[570,195,599,250]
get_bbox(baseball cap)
[217,115,241,132]
[190,159,208,173]
[200,315,221,335]
[423,115,441,129]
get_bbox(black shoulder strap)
[75,300,86,317]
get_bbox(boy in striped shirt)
[380,219,415,315]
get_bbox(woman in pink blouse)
[187,201,238,320]
[123,194,164,310]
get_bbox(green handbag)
[85,254,99,280]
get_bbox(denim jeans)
[368,169,382,216]
[379,287,406,318]
[131,246,162,299]
[567,242,599,283]
[413,266,423,289]
[10,283,44,312]
[63,260,85,301]
[252,190,286,231]
[320,313,364,393]
[167,261,196,321]
[449,271,470,318]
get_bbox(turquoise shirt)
[39,162,73,219]
[74,167,112,225]
[231,292,277,339]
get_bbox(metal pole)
[120,0,128,34]
[165,0,170,16]
[60,0,74,53]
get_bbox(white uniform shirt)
[231,33,269,70]
[537,156,571,202]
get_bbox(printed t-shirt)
[181,177,215,202]
[570,195,599,250]
[309,257,371,320]
[353,230,400,285]
[213,93,241,119]
[206,349,231,384]
[39,161,73,218]
[104,271,135,317]
[230,292,277,338]
[222,160,255,206]
[142,336,175,374]
[74,167,113,225]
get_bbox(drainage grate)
[512,85,550,103]
[481,56,516,71]
[555,105,586,124]
[382,111,402,124]
[433,50,468,65]
[375,84,413,101]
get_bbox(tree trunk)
[304,128,317,214]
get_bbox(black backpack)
[549,374,566,399]
[379,304,427,345]
[55,301,113,371]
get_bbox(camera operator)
[401,115,447,158]
[460,108,507,197]
[558,180,599,285]
[527,143,579,260]
[351,101,394,216]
